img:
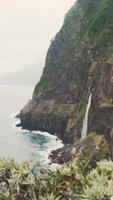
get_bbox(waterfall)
[81,93,92,138]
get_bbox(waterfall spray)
[81,93,92,138]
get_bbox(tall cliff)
[20,0,113,143]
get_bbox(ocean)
[0,84,63,163]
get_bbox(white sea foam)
[11,113,64,168]
[9,113,18,119]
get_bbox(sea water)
[0,84,63,163]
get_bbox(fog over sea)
[0,84,63,163]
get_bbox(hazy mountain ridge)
[0,66,42,86]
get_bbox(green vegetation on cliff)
[79,0,113,51]
[34,0,113,95]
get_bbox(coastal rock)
[50,133,110,166]
[19,0,113,144]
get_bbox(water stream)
[81,93,92,138]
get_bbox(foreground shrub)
[0,159,113,199]
[81,160,113,200]
[0,158,85,200]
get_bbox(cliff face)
[20,0,113,143]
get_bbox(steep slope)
[19,0,113,143]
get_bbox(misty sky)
[0,0,75,77]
